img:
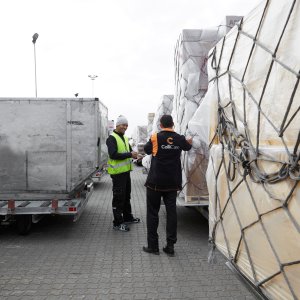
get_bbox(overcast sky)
[0,0,260,136]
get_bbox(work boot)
[113,223,130,232]
[124,217,141,224]
[163,244,175,256]
[142,246,159,255]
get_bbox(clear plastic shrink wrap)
[151,95,173,135]
[172,29,220,203]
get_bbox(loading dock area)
[0,168,254,299]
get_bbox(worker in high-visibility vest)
[143,115,192,256]
[106,115,140,232]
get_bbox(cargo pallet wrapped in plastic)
[206,1,300,299]
[131,125,147,149]
[172,28,220,204]
[151,95,173,135]
[173,29,219,133]
[142,96,174,172]
[147,113,155,139]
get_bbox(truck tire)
[16,215,32,235]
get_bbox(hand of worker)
[131,151,138,159]
[186,137,193,145]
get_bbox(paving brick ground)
[0,167,255,299]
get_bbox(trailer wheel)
[16,215,32,235]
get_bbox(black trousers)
[111,172,133,226]
[146,188,177,249]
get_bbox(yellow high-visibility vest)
[107,132,132,175]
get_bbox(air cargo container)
[0,97,108,234]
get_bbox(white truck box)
[0,97,108,200]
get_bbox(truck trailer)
[0,97,108,234]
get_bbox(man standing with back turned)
[106,115,140,232]
[143,115,192,256]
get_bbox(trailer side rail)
[0,182,93,221]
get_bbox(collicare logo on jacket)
[161,145,180,150]
[166,137,173,144]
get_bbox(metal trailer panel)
[0,98,106,199]
[98,101,108,169]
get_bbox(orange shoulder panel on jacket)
[151,133,158,157]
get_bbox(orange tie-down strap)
[151,133,158,157]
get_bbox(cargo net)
[208,2,300,300]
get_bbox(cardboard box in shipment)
[181,150,209,204]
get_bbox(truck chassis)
[0,181,93,235]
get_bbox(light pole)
[32,33,39,98]
[88,74,98,98]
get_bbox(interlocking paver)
[0,167,255,299]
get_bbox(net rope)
[209,1,300,299]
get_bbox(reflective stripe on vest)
[107,132,132,175]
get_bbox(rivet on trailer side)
[0,97,108,234]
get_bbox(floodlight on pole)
[88,74,98,98]
[32,33,39,98]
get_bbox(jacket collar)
[161,128,174,132]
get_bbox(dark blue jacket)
[144,129,192,191]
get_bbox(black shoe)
[142,246,159,255]
[113,223,130,232]
[163,245,175,256]
[124,217,141,224]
